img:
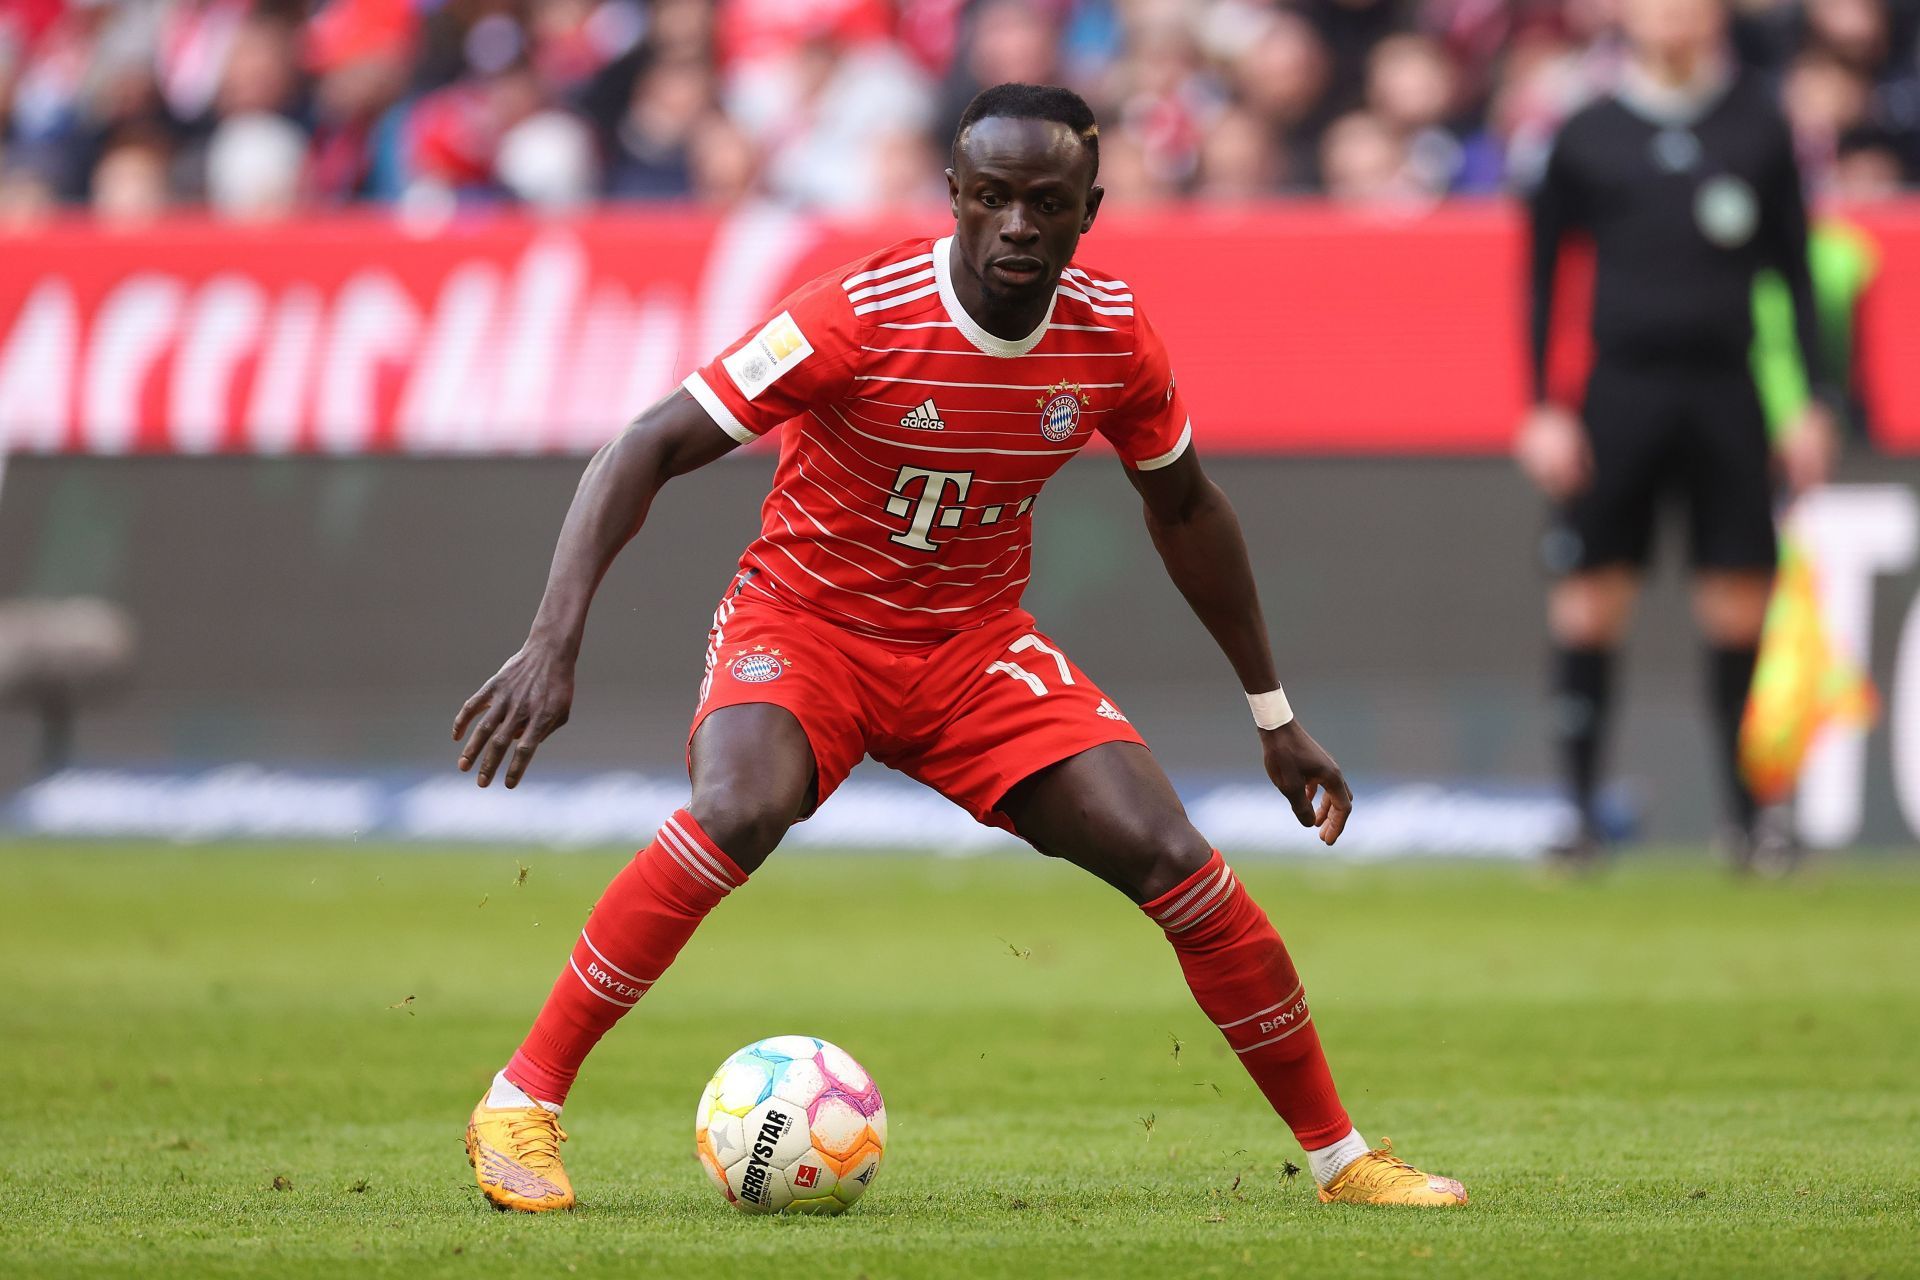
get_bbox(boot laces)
[1347,1136,1424,1188]
[505,1110,567,1169]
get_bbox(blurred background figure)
[1228,10,1333,190]
[1320,108,1420,205]
[1518,0,1838,873]
[205,110,305,217]
[89,127,172,223]
[1366,32,1466,194]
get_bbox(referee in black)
[1518,0,1836,870]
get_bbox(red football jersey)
[683,235,1193,639]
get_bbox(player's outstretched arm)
[453,389,739,788]
[1124,447,1353,845]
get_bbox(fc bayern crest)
[1037,381,1085,442]
[729,651,786,683]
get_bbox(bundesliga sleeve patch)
[722,311,815,401]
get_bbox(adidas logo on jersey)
[899,399,947,431]
[1096,699,1129,722]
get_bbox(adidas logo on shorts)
[899,398,947,431]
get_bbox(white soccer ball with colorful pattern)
[695,1036,886,1214]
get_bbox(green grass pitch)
[4,843,1918,1279]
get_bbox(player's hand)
[1778,401,1838,494]
[1260,721,1353,846]
[452,641,575,788]
[1515,403,1591,501]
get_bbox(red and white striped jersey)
[682,235,1193,639]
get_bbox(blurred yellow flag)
[1740,534,1879,805]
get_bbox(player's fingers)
[475,710,529,785]
[1320,795,1352,845]
[458,714,500,772]
[1284,782,1315,828]
[503,737,540,789]
[453,686,492,740]
[1314,789,1334,826]
[502,718,554,789]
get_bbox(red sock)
[1143,851,1352,1149]
[504,810,746,1105]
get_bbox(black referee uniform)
[1527,64,1826,844]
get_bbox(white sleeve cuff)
[1131,419,1192,471]
[681,372,757,445]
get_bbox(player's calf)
[1143,850,1468,1207]
[467,808,751,1207]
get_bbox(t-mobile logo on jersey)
[885,465,974,551]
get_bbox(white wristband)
[1247,687,1294,731]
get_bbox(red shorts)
[688,577,1147,830]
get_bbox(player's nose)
[998,206,1039,244]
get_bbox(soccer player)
[1518,0,1835,870]
[455,83,1467,1211]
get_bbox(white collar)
[933,235,1056,358]
[1615,54,1732,127]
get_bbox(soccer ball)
[694,1035,887,1214]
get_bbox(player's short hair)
[952,83,1100,182]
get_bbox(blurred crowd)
[1,0,1916,222]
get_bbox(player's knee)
[1121,817,1214,903]
[1549,574,1634,648]
[1692,572,1770,647]
[686,790,799,872]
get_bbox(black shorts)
[1544,360,1778,575]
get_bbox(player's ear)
[946,168,960,219]
[1081,184,1104,234]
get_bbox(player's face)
[946,117,1103,306]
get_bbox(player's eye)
[978,192,1002,208]
[1038,199,1063,215]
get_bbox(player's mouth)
[989,256,1047,287]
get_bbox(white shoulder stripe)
[846,266,935,303]
[853,281,941,315]
[1066,266,1130,291]
[1056,285,1134,316]
[1062,272,1132,302]
[843,252,936,290]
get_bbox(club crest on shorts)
[727,646,790,683]
[1036,380,1086,442]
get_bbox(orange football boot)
[466,1092,575,1212]
[1318,1139,1468,1207]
